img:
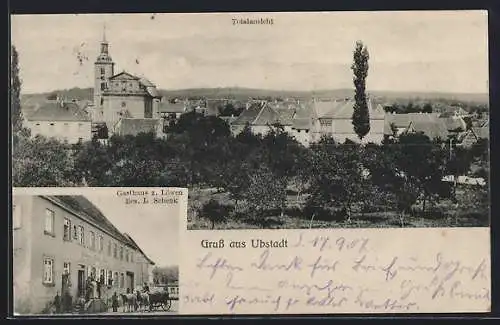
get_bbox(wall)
[13,196,147,314]
[103,95,146,131]
[94,62,114,108]
[26,120,92,144]
[290,128,311,147]
[12,196,34,314]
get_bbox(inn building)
[12,195,155,314]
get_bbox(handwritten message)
[179,228,490,314]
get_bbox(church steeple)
[100,23,109,55]
[94,23,114,109]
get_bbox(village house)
[229,100,295,137]
[24,99,92,144]
[458,120,489,148]
[384,112,468,142]
[113,118,164,138]
[12,195,155,314]
[310,98,386,144]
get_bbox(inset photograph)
[12,190,180,315]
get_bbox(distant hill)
[21,87,489,107]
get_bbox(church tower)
[94,25,114,108]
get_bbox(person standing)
[112,292,119,312]
[54,291,61,314]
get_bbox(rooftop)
[27,101,91,122]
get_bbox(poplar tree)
[11,45,23,133]
[351,41,370,140]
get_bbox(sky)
[85,193,180,268]
[11,11,489,94]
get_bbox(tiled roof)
[139,78,155,87]
[114,118,161,136]
[472,125,489,140]
[407,119,450,141]
[122,233,155,265]
[384,113,441,135]
[313,98,385,120]
[442,116,467,131]
[274,108,296,126]
[27,101,91,122]
[292,118,312,130]
[252,103,282,126]
[159,102,186,114]
[231,102,263,125]
[45,195,135,247]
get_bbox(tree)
[199,199,232,229]
[422,103,433,113]
[12,135,78,187]
[11,45,23,134]
[242,166,287,228]
[351,40,370,140]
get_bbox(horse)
[120,293,137,312]
[135,290,150,312]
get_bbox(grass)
[187,187,489,230]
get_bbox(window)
[49,123,55,126]
[100,67,105,75]
[98,235,103,252]
[91,267,96,279]
[130,252,134,263]
[100,98,104,106]
[107,270,113,286]
[113,243,117,258]
[108,241,111,256]
[120,273,125,288]
[100,269,105,283]
[78,226,84,245]
[35,123,40,126]
[63,218,71,241]
[43,257,54,284]
[63,262,71,275]
[120,246,123,260]
[44,209,55,235]
[113,272,119,287]
[72,225,78,241]
[125,250,129,262]
[13,204,22,230]
[89,231,95,250]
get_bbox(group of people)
[85,274,105,301]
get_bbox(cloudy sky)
[11,11,488,94]
[86,193,180,268]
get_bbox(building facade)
[12,195,155,314]
[24,100,92,144]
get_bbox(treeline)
[12,111,489,228]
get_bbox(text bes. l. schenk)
[201,239,288,249]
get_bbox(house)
[113,118,164,138]
[158,101,188,120]
[459,120,489,147]
[310,98,386,144]
[384,113,467,142]
[12,195,155,314]
[229,101,293,136]
[24,99,92,144]
[289,103,314,147]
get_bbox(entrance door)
[126,272,134,293]
[77,269,85,298]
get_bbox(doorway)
[126,272,134,293]
[77,267,85,298]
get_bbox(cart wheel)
[161,299,172,311]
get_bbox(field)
[187,187,489,230]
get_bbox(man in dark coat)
[112,292,119,312]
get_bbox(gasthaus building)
[12,195,155,314]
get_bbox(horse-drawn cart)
[148,287,172,311]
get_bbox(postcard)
[10,10,490,316]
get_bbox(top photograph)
[10,11,490,230]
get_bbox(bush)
[198,199,233,229]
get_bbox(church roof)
[110,71,141,80]
[27,101,91,122]
[114,118,161,137]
